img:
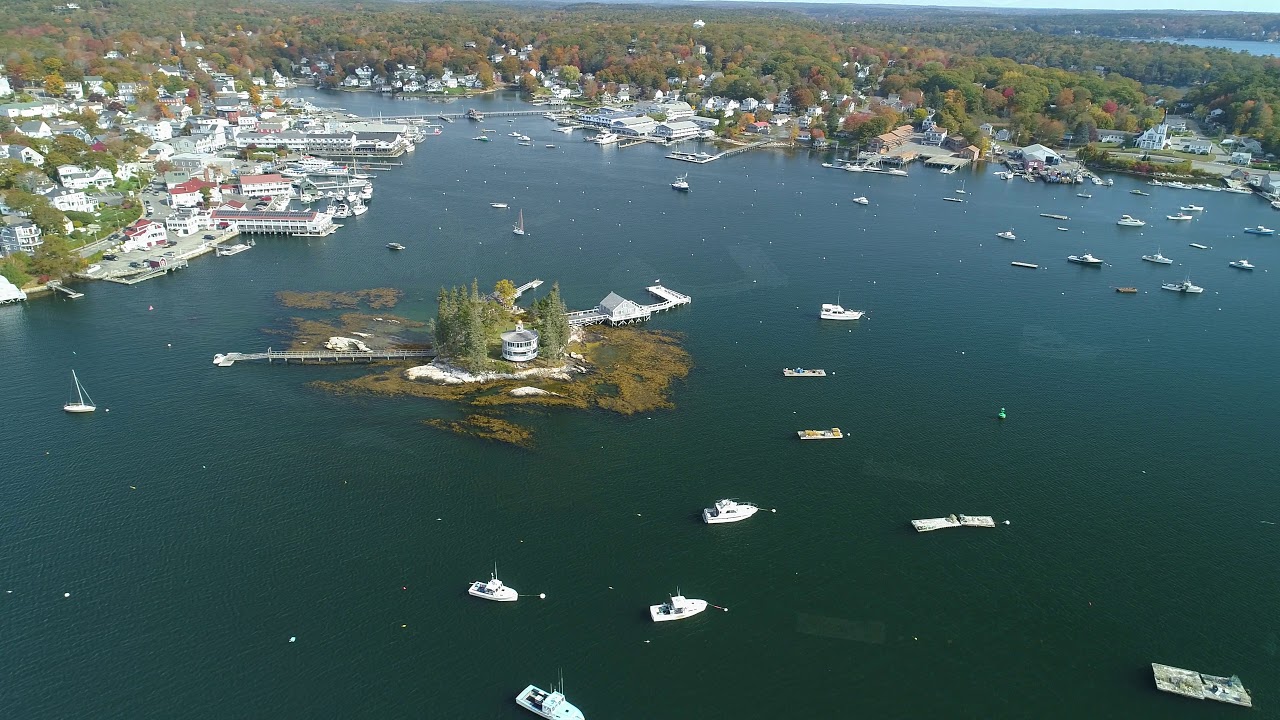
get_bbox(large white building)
[1136,123,1169,151]
[210,208,335,236]
[120,219,168,251]
[652,120,700,142]
[237,173,292,197]
[43,188,95,213]
[57,164,114,191]
[610,116,657,137]
[165,207,214,236]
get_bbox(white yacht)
[1162,278,1204,293]
[671,174,690,192]
[850,196,869,205]
[939,166,956,175]
[820,296,864,320]
[1116,215,1146,227]
[1243,225,1274,235]
[1166,213,1193,221]
[702,499,759,524]
[491,202,509,209]
[843,163,865,172]
[516,683,584,720]
[1180,204,1205,212]
[468,566,518,602]
[996,230,1017,240]
[591,132,618,145]
[330,202,351,219]
[650,593,708,622]
[64,370,96,413]
[1067,253,1103,265]
[1142,249,1173,264]
[1077,192,1092,198]
[1229,259,1255,270]
[350,199,368,216]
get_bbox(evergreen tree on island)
[533,282,569,360]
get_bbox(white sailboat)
[64,370,96,413]
[513,209,526,236]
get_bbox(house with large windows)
[0,218,42,256]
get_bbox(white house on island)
[501,321,540,362]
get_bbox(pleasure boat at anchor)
[1162,278,1204,294]
[1229,259,1255,270]
[671,173,690,192]
[1180,204,1205,212]
[1067,253,1103,265]
[64,370,96,413]
[491,202,509,209]
[468,565,518,602]
[1242,225,1274,235]
[1167,213,1194,221]
[516,682,584,720]
[820,296,864,320]
[1142,249,1173,264]
[996,230,1017,240]
[850,196,869,205]
[1116,215,1146,227]
[386,242,405,251]
[703,499,760,524]
[650,593,708,622]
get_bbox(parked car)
[102,253,117,261]
[164,241,178,247]
[203,234,215,240]
[128,261,141,268]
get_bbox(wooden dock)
[212,348,437,366]
[45,281,84,299]
[667,139,783,164]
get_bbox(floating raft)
[911,514,996,532]
[1040,213,1071,220]
[1011,262,1039,269]
[797,428,843,440]
[1116,287,1138,294]
[1152,664,1252,707]
[783,368,827,377]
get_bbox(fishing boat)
[798,428,843,440]
[1115,287,1138,294]
[702,499,760,524]
[650,592,708,622]
[1057,227,1070,232]
[386,242,405,251]
[350,199,368,216]
[671,174,690,192]
[516,679,584,720]
[1180,204,1205,212]
[545,144,557,148]
[1116,215,1146,227]
[1142,249,1173,264]
[1229,259,1255,270]
[1242,225,1274,235]
[996,230,1017,240]
[1067,253,1103,265]
[783,368,827,377]
[1162,278,1204,294]
[850,196,869,205]
[468,565,518,602]
[1167,213,1193,221]
[491,202,509,209]
[513,209,526,236]
[820,296,863,320]
[1130,189,1151,196]
[472,135,490,142]
[1077,192,1092,198]
[63,370,96,413]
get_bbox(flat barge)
[1011,262,1039,269]
[1152,663,1251,707]
[1040,213,1071,220]
[783,368,827,377]
[797,428,843,440]
[911,514,996,532]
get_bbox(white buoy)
[289,636,297,642]
[64,592,71,598]
[539,593,546,599]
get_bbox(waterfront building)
[0,218,42,256]
[867,125,914,153]
[578,107,633,129]
[501,321,540,362]
[165,207,213,236]
[237,173,292,197]
[210,208,335,236]
[120,219,168,251]
[653,120,700,142]
[1021,144,1062,167]
[599,292,649,325]
[0,274,26,303]
[610,116,657,137]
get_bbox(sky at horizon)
[721,1,1277,11]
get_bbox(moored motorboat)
[1242,225,1274,235]
[703,499,760,524]
[1067,253,1103,265]
[468,565,518,602]
[1130,189,1150,196]
[1116,215,1146,227]
[1142,249,1173,264]
[491,202,509,208]
[516,682,584,720]
[996,230,1017,240]
[1180,204,1204,212]
[850,196,869,205]
[1162,278,1204,293]
[649,593,708,622]
[1167,213,1193,221]
[386,242,405,251]
[1229,259,1255,270]
[820,296,863,320]
[671,173,690,192]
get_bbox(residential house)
[1181,138,1213,155]
[1097,130,1134,144]
[115,82,140,103]
[957,145,982,161]
[979,123,994,136]
[168,178,221,207]
[1262,172,1280,195]
[746,121,771,135]
[923,127,949,146]
[943,135,970,153]
[16,121,52,139]
[146,142,176,163]
[120,218,168,251]
[1229,151,1253,166]
[64,83,84,101]
[0,144,45,167]
[43,187,96,213]
[0,77,11,97]
[50,121,92,143]
[1135,123,1169,151]
[82,76,106,95]
[0,218,43,256]
[57,164,114,190]
[134,120,174,141]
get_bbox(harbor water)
[3,91,1279,718]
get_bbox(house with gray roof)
[598,292,650,325]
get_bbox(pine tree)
[537,282,570,360]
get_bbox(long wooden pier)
[566,285,691,327]
[213,347,437,366]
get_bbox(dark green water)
[3,91,1278,718]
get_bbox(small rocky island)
[299,280,692,446]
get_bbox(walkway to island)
[212,348,437,366]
